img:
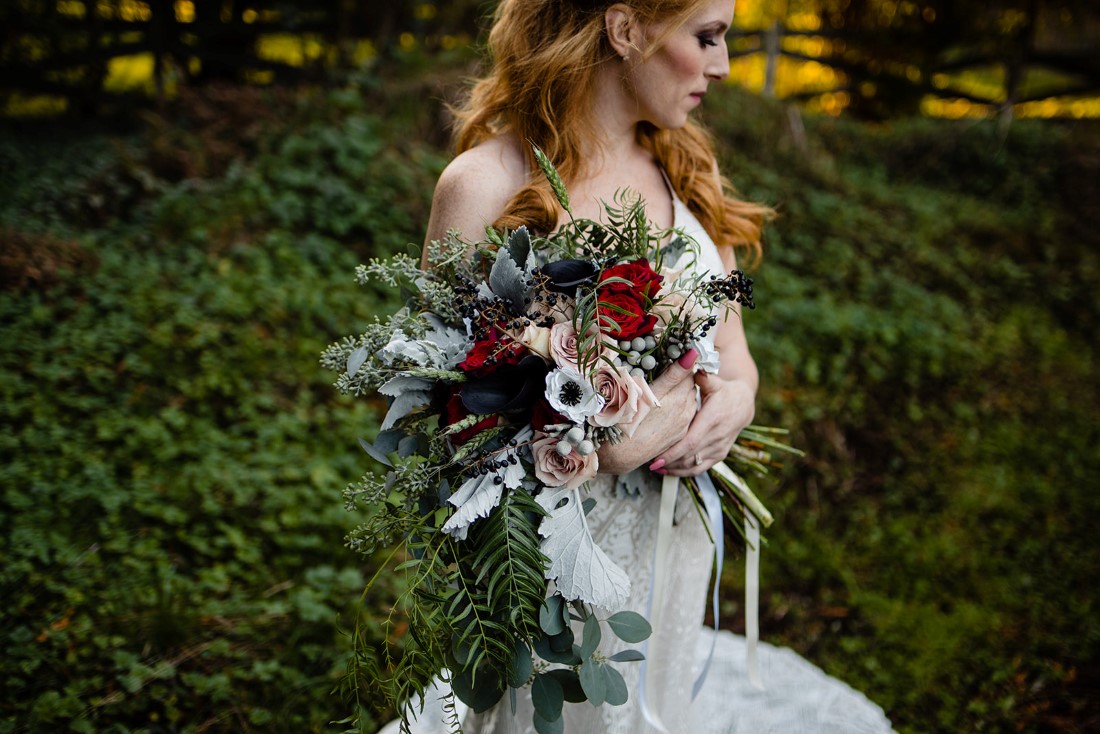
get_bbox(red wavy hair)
[453,0,772,264]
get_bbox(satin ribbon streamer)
[637,471,764,729]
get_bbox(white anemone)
[545,367,605,423]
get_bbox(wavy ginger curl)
[453,0,772,265]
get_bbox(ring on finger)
[694,452,702,466]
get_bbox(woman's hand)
[596,350,700,475]
[651,372,756,477]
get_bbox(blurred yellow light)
[415,3,437,20]
[243,9,257,23]
[400,33,416,51]
[174,0,194,23]
[56,1,86,19]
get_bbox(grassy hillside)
[1,78,1096,733]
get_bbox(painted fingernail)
[677,348,698,368]
[655,468,668,475]
[649,459,666,472]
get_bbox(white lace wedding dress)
[378,196,895,734]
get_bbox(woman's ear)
[605,4,642,60]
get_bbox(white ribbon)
[746,512,764,690]
[691,473,724,699]
[637,475,679,734]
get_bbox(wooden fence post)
[764,20,780,98]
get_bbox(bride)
[381,0,895,732]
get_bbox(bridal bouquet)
[323,150,780,734]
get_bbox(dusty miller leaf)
[535,486,630,610]
[490,246,528,310]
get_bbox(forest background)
[1,1,1098,733]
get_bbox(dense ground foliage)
[1,76,1096,733]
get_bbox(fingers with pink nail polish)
[649,459,666,472]
[677,347,699,369]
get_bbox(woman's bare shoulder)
[424,134,528,245]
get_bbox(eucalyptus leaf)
[581,497,597,516]
[379,390,431,431]
[539,596,566,636]
[578,615,601,660]
[451,667,504,713]
[607,649,645,663]
[533,629,580,666]
[606,611,652,643]
[356,436,393,468]
[578,660,606,706]
[547,669,586,703]
[532,710,564,734]
[397,435,420,458]
[508,639,533,688]
[346,345,368,376]
[374,430,403,455]
[602,665,629,706]
[531,673,564,721]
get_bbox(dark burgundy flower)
[442,388,499,444]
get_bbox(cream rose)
[532,431,598,489]
[515,323,552,359]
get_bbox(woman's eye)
[697,35,719,48]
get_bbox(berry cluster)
[704,269,755,310]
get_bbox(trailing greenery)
[0,76,1096,734]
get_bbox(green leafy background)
[1,72,1097,733]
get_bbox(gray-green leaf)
[531,673,564,721]
[602,665,629,706]
[606,611,652,643]
[346,345,368,376]
[508,639,533,688]
[578,615,601,660]
[489,245,528,309]
[539,596,566,636]
[578,660,606,706]
[607,649,645,663]
[532,710,564,734]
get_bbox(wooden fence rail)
[2,7,1097,118]
[731,21,1100,118]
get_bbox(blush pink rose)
[588,363,642,433]
[549,322,603,371]
[532,431,598,489]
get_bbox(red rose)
[597,291,657,340]
[599,259,662,299]
[442,389,499,444]
[458,328,526,377]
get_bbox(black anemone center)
[559,381,583,406]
